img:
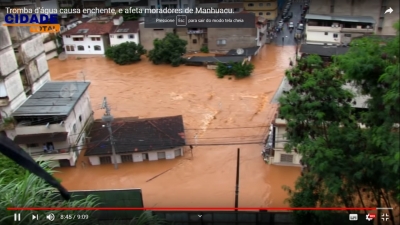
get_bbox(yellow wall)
[244,1,277,11]
[250,10,277,20]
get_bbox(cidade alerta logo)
[3,7,60,33]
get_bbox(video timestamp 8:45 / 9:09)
[60,214,89,220]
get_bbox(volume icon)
[46,213,55,221]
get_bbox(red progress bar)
[7,207,376,211]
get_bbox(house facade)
[85,115,186,166]
[243,0,278,20]
[139,22,174,50]
[305,14,375,45]
[176,28,207,52]
[109,16,140,46]
[308,0,399,36]
[207,16,267,51]
[10,82,93,168]
[62,16,114,56]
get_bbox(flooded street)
[49,45,301,208]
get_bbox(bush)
[148,33,187,67]
[216,61,255,79]
[200,46,209,53]
[105,42,146,65]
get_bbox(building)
[1,16,52,136]
[82,0,110,8]
[243,0,278,20]
[148,0,195,9]
[9,81,93,168]
[196,0,219,9]
[62,16,114,56]
[207,16,267,51]
[111,0,149,8]
[299,44,349,61]
[304,14,375,45]
[109,16,140,46]
[218,0,244,13]
[139,22,174,50]
[85,115,186,165]
[176,27,207,52]
[307,0,400,36]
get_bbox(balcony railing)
[15,122,67,135]
[341,27,374,33]
[28,149,70,156]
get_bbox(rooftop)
[305,14,375,24]
[226,46,261,57]
[85,115,186,156]
[12,82,90,117]
[110,20,140,34]
[300,44,349,57]
[62,20,114,36]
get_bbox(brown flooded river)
[49,45,301,208]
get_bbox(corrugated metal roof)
[300,44,349,57]
[12,82,90,117]
[305,14,375,24]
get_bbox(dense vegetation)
[216,62,255,78]
[280,23,399,225]
[148,33,187,67]
[105,42,146,65]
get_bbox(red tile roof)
[110,20,140,34]
[62,21,114,36]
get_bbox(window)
[280,154,294,163]
[344,34,352,37]
[157,152,166,159]
[72,123,77,133]
[77,45,84,51]
[324,32,328,35]
[217,39,226,45]
[247,3,253,7]
[66,45,71,51]
[73,37,83,41]
[204,38,208,43]
[333,33,338,38]
[330,5,334,13]
[70,45,75,51]
[128,34,134,39]
[99,156,112,164]
[121,154,133,163]
[153,29,164,31]
[66,35,71,38]
[259,3,263,6]
[27,143,39,148]
[192,39,197,44]
[117,35,123,39]
[79,115,82,122]
[91,37,100,41]
[266,3,271,6]
[266,12,271,15]
[94,45,101,51]
[174,149,181,157]
[258,12,263,15]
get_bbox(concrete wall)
[308,0,400,35]
[269,125,302,166]
[31,72,51,93]
[0,48,18,77]
[110,32,140,46]
[25,53,49,85]
[89,148,184,166]
[207,28,258,51]
[7,26,32,42]
[63,35,109,55]
[0,23,12,51]
[3,71,25,101]
[139,23,174,51]
[176,28,207,52]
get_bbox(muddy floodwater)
[49,45,301,208]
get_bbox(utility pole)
[101,97,118,169]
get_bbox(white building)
[85,115,186,166]
[10,82,93,168]
[305,14,375,45]
[109,16,140,46]
[62,16,114,56]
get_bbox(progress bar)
[376,207,393,210]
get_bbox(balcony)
[187,29,207,34]
[15,122,67,136]
[341,27,374,33]
[306,25,341,32]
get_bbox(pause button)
[14,213,21,221]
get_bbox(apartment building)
[308,0,399,36]
[139,22,174,50]
[0,17,52,138]
[176,27,207,52]
[243,0,278,20]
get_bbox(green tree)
[279,46,399,225]
[119,9,141,21]
[216,62,254,78]
[0,154,25,183]
[148,33,187,67]
[105,42,146,65]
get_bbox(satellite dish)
[58,52,67,61]
[236,48,244,55]
[60,83,78,98]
